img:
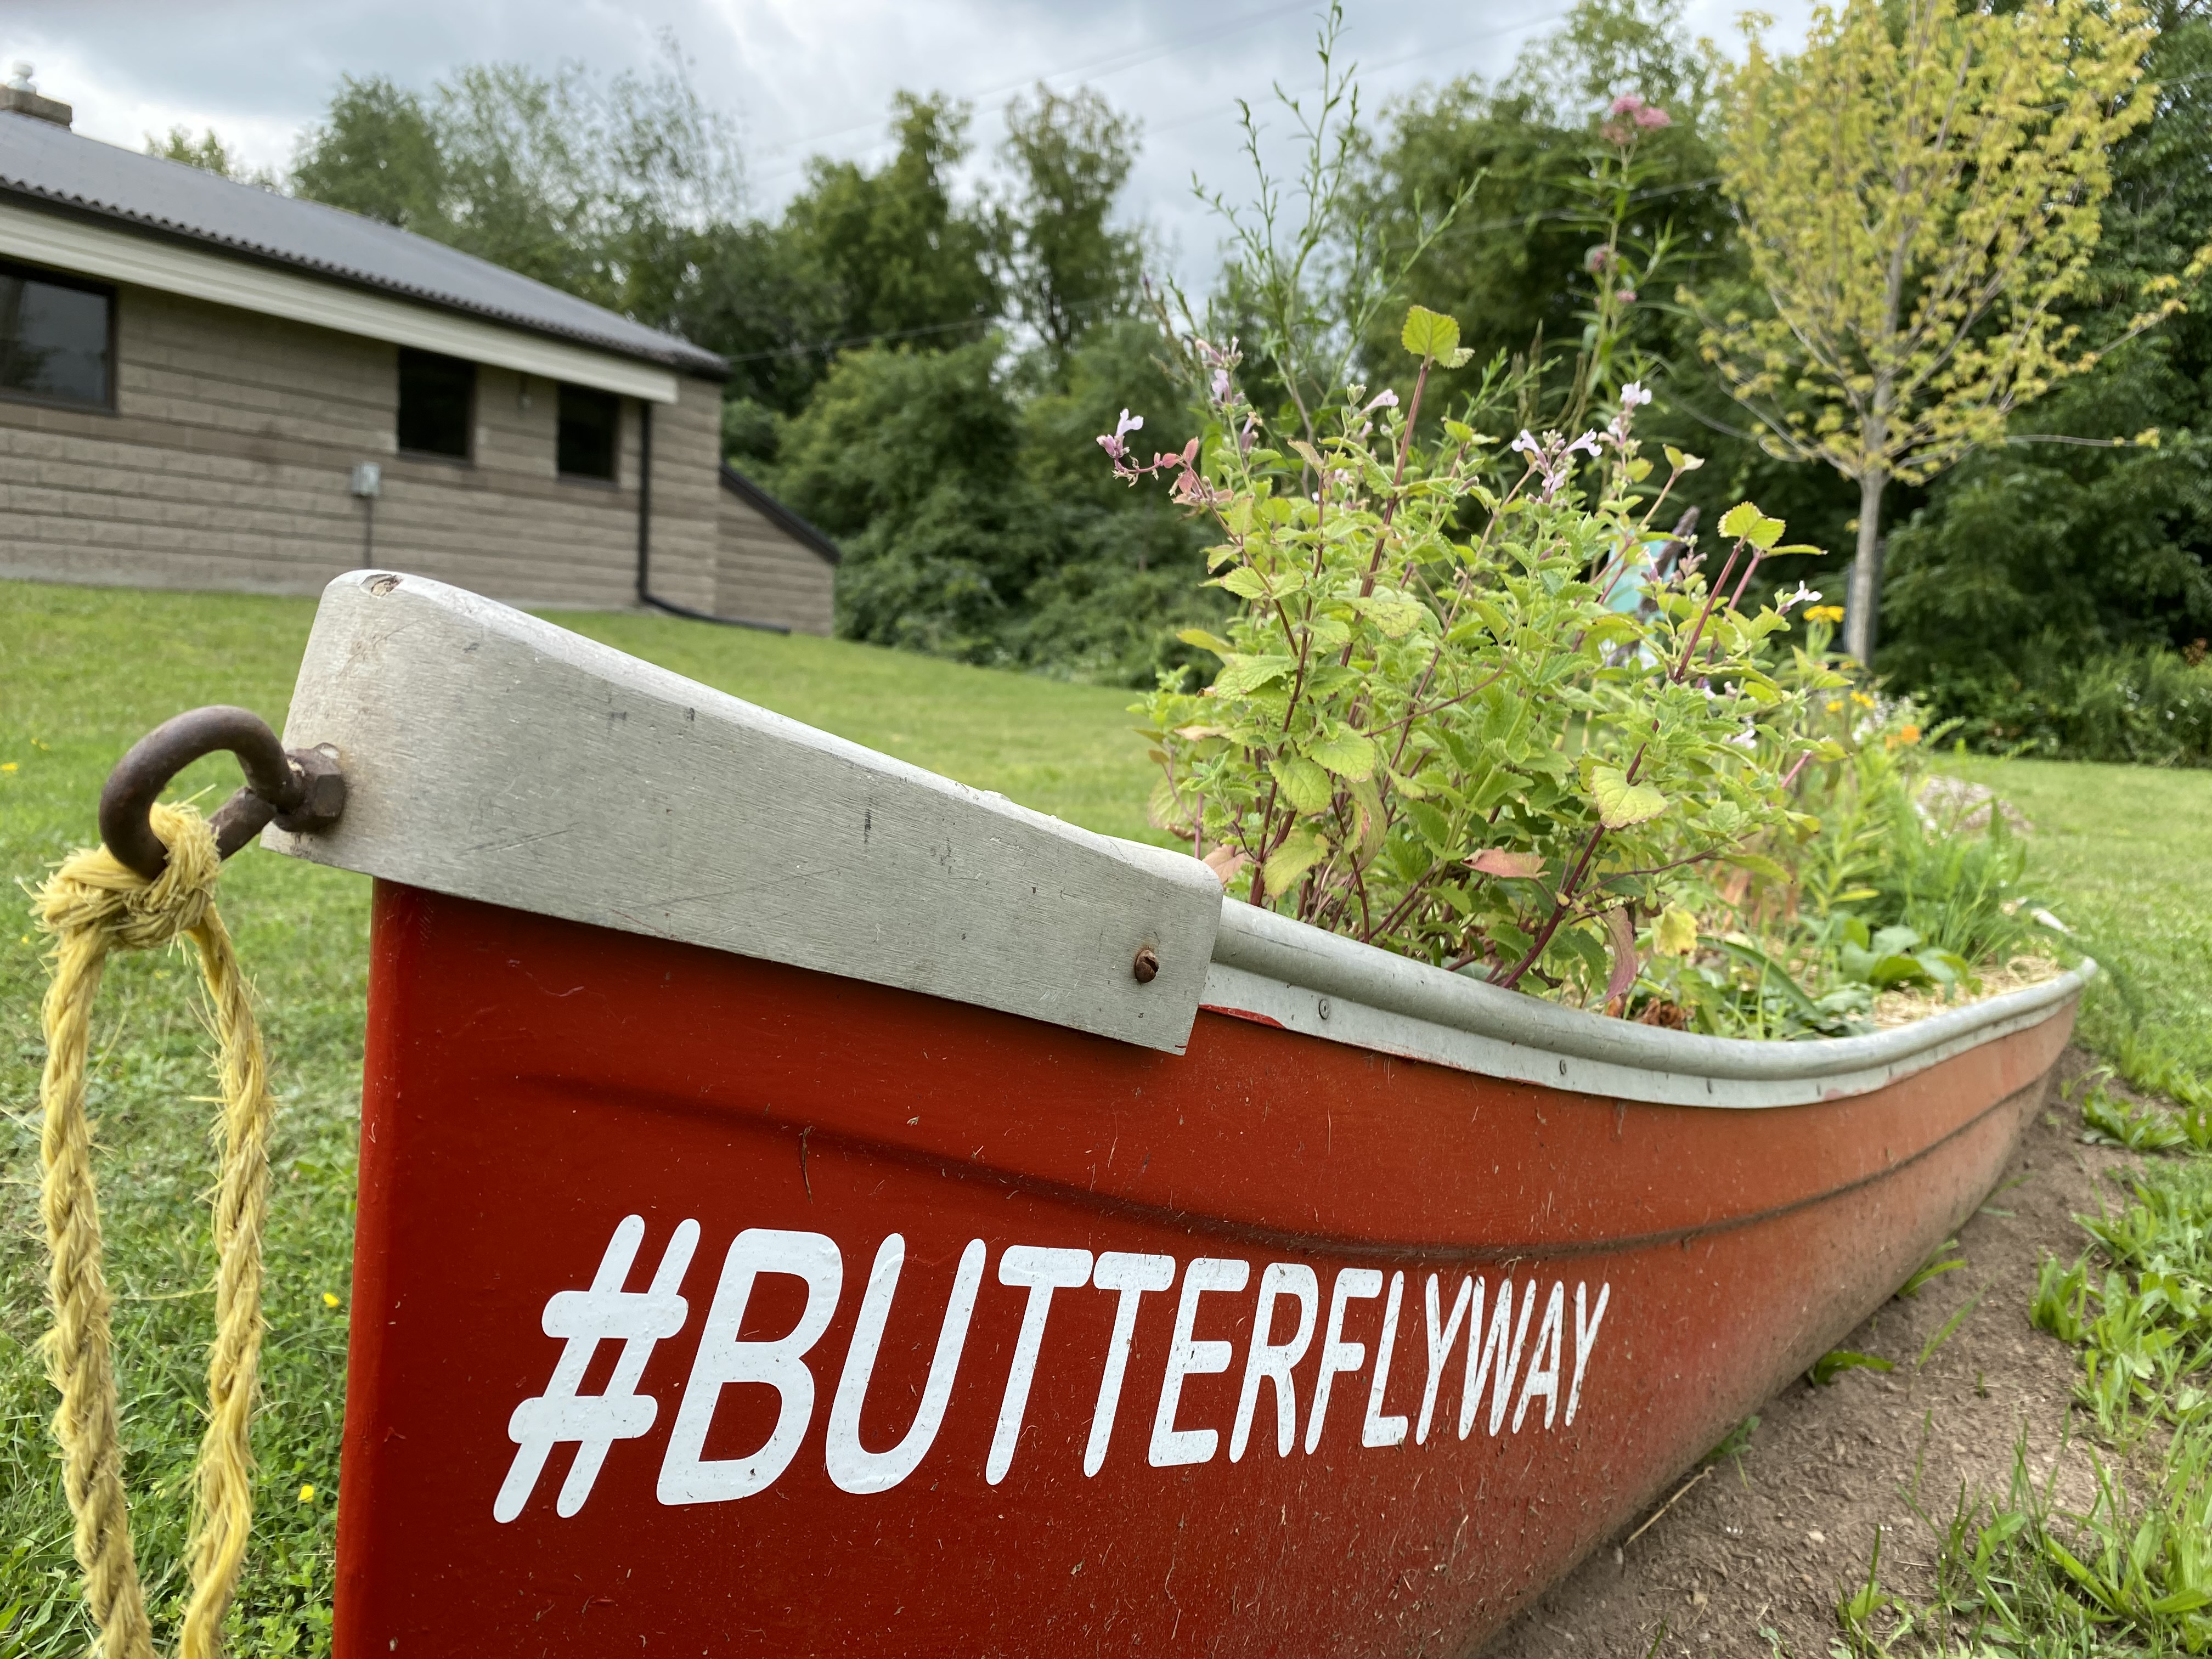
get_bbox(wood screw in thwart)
[1132,946,1160,984]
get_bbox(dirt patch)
[1483,1044,2150,1659]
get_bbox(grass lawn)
[1,578,2207,1653]
[1941,755,2212,1098]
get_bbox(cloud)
[8,0,1812,292]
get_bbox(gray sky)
[8,1,1813,290]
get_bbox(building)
[0,84,838,633]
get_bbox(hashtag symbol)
[493,1215,699,1522]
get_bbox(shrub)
[1914,646,2212,766]
[1112,305,1841,1001]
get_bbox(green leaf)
[1807,1348,1894,1386]
[1217,566,1271,601]
[1269,755,1336,814]
[1590,764,1667,828]
[1401,304,1463,363]
[1725,851,1791,886]
[1404,799,1454,852]
[1655,906,1699,957]
[1662,444,1705,473]
[1747,515,1785,550]
[1176,628,1235,657]
[1358,599,1427,638]
[1308,731,1377,780]
[1262,828,1330,895]
[1212,654,1295,697]
[1717,501,1763,540]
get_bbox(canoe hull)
[333,882,2070,1658]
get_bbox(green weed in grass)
[2074,1068,2190,1153]
[1859,1426,2212,1656]
[1898,1238,1968,1299]
[1809,1348,1897,1386]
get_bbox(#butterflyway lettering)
[494,1216,1612,1522]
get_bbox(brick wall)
[0,279,821,625]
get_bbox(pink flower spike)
[1607,93,1645,117]
[1615,287,1638,305]
[1635,104,1672,130]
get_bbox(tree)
[781,94,999,359]
[1880,1,2212,695]
[145,127,275,187]
[290,77,449,233]
[1693,0,2157,663]
[998,86,1144,364]
[290,47,742,318]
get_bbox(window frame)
[395,346,478,465]
[0,257,117,415]
[556,381,623,486]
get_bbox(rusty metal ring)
[98,706,346,881]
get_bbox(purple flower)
[1363,388,1400,414]
[1776,582,1822,615]
[1621,381,1652,411]
[1211,368,1233,405]
[1096,407,1145,465]
[1513,428,1602,501]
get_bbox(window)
[397,347,474,459]
[557,383,620,481]
[0,262,112,409]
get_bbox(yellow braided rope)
[35,802,273,1659]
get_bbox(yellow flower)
[298,1484,316,1503]
[1850,692,1875,709]
[323,1292,341,1308]
[0,762,15,772]
[1825,700,1843,713]
[1803,604,1845,623]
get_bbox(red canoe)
[265,572,2087,1658]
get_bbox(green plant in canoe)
[1101,304,1846,1001]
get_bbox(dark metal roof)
[721,464,841,566]
[0,111,727,379]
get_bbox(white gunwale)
[264,572,2087,1102]
[1204,901,2089,1109]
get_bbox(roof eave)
[0,180,730,382]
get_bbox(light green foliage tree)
[145,126,276,188]
[1692,0,2159,664]
[289,77,447,231]
[290,45,742,319]
[997,86,1145,364]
